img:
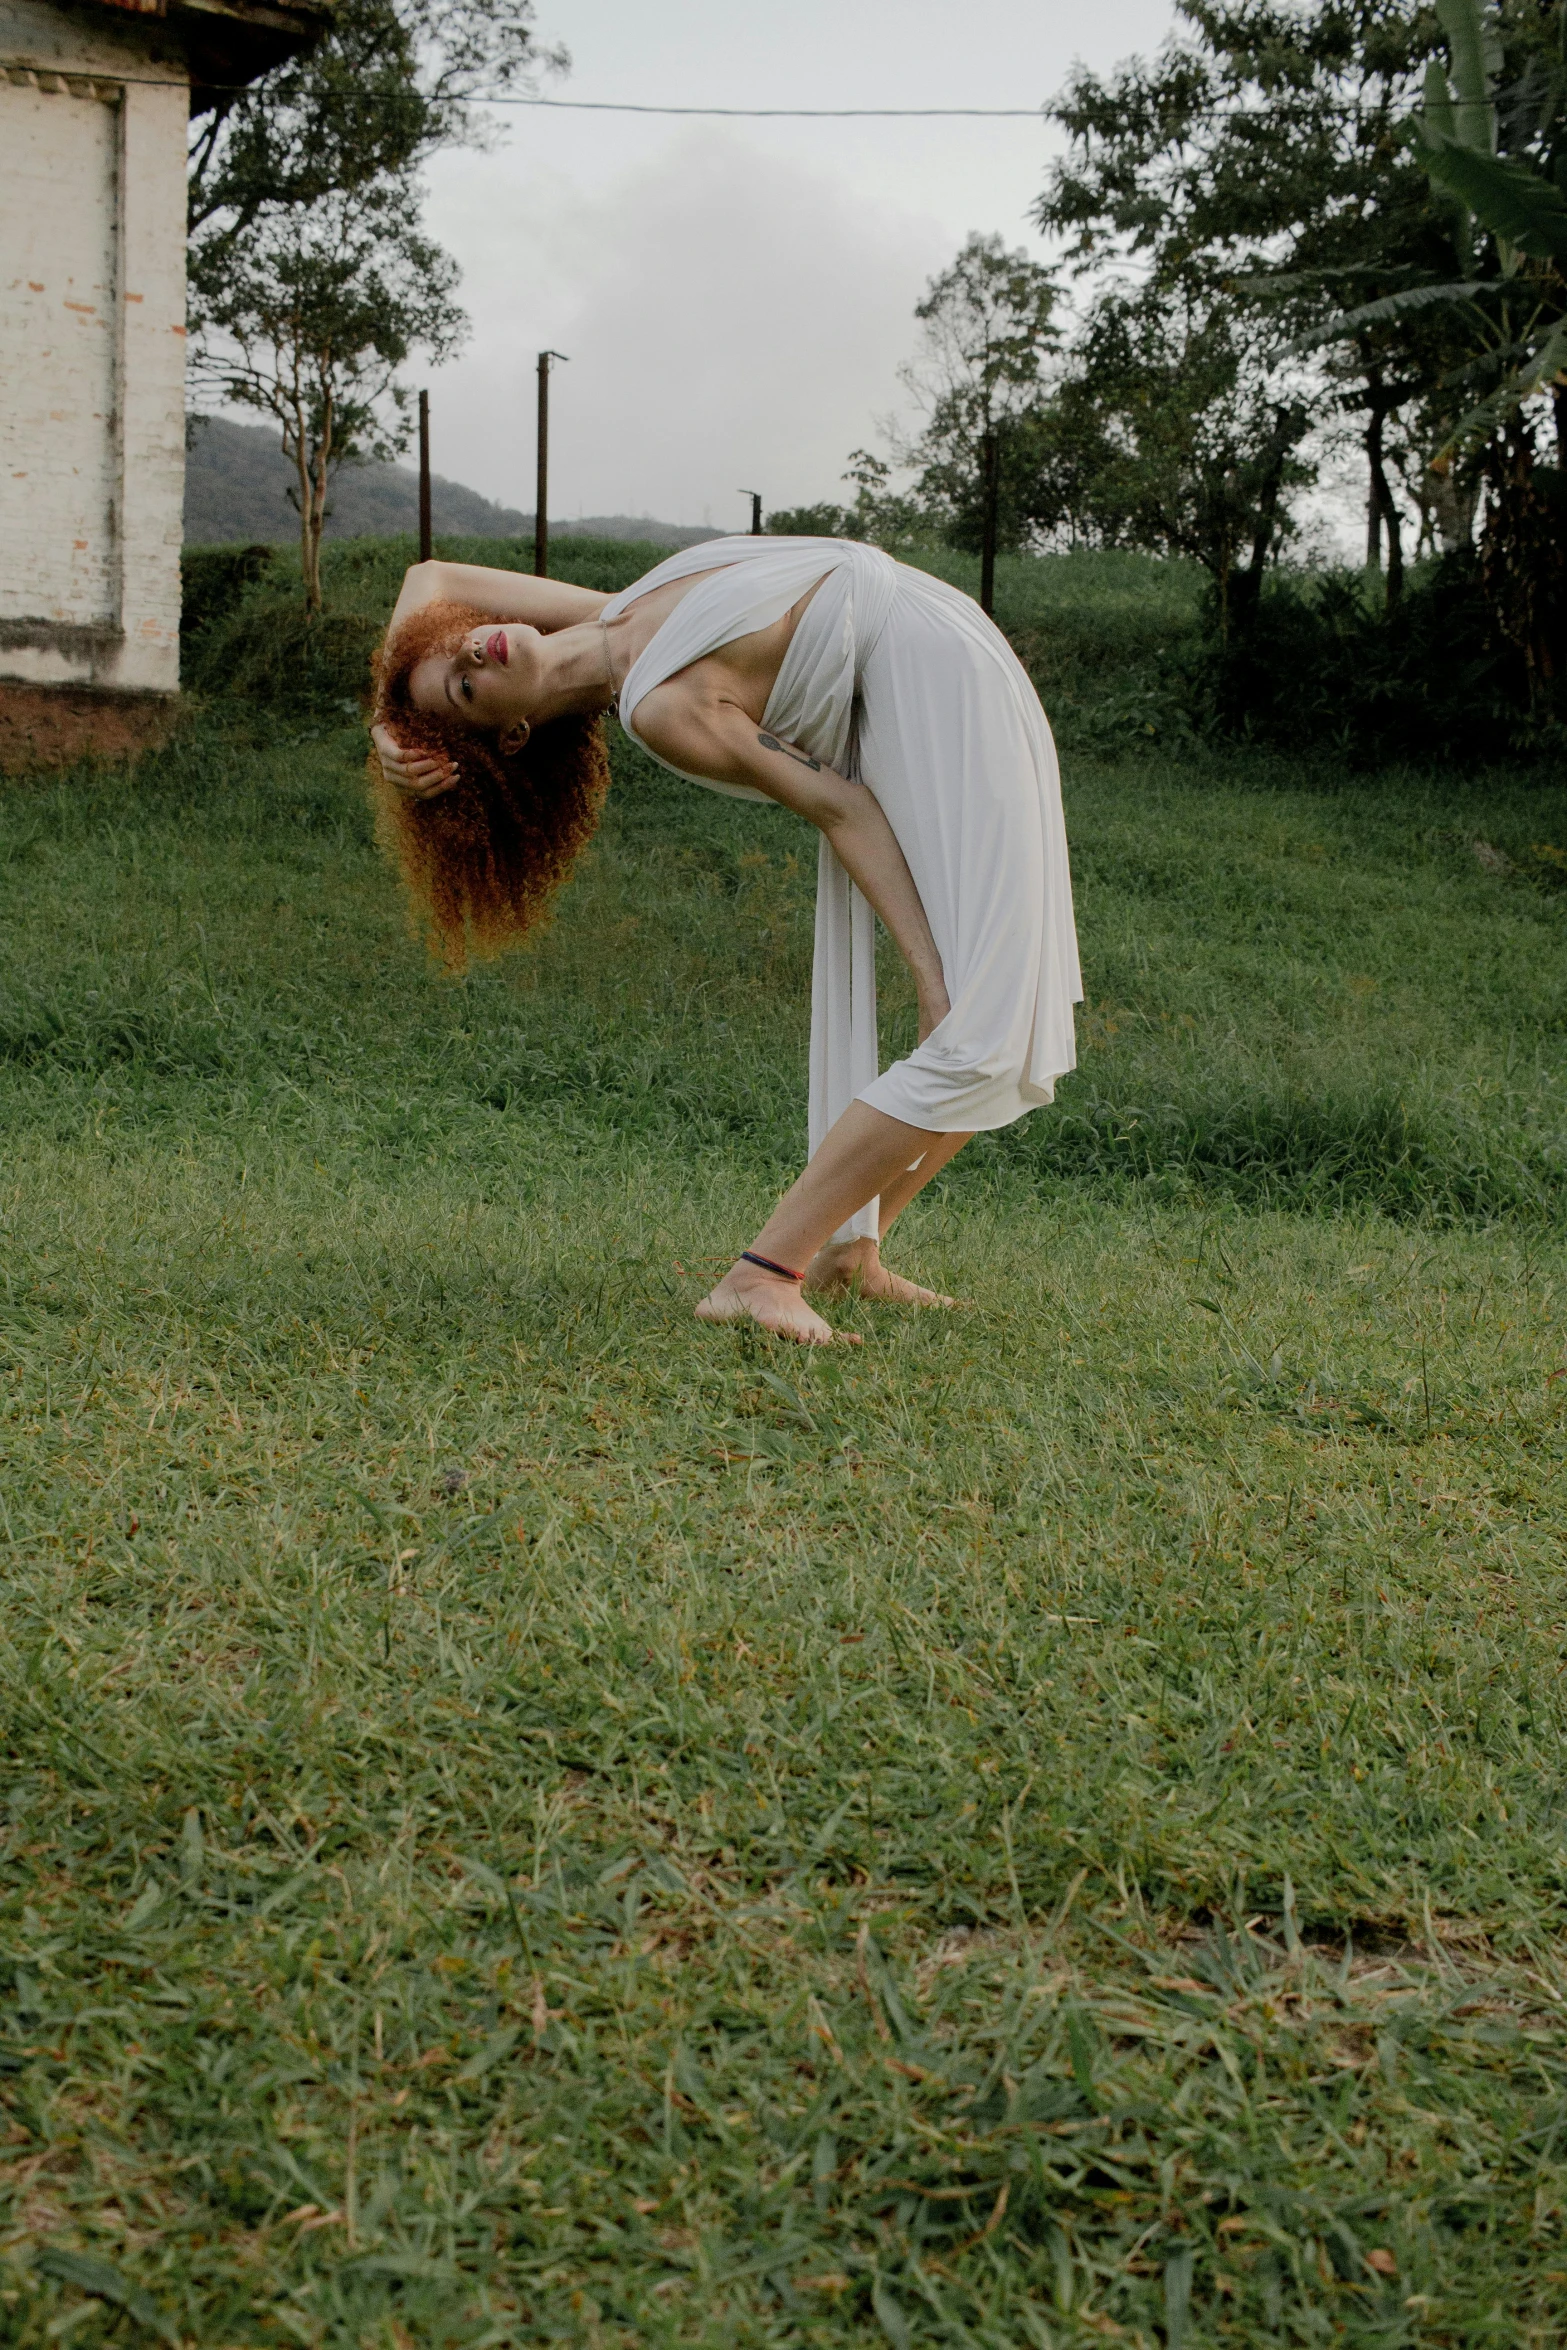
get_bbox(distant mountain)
[183,416,720,550]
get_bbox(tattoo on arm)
[758,730,822,772]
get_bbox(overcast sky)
[414,0,1181,527]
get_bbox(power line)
[52,68,1041,113]
[484,97,1045,118]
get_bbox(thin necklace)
[599,614,618,698]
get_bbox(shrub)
[1188,555,1540,765]
[184,598,382,713]
[180,544,276,643]
[765,502,864,538]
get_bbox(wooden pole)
[979,430,999,617]
[534,350,568,577]
[534,354,550,577]
[417,390,431,563]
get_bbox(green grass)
[4,565,1567,2347]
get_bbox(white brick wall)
[2,78,120,627]
[0,0,187,694]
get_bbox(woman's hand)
[917,981,951,1045]
[372,724,458,800]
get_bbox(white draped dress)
[600,536,1081,1241]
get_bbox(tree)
[189,0,562,237]
[1299,0,1567,694]
[1420,15,1567,689]
[767,452,947,551]
[186,0,555,604]
[1036,2,1457,604]
[765,501,865,539]
[897,235,1062,552]
[1405,0,1567,449]
[1046,286,1312,629]
[190,176,465,609]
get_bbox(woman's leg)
[696,1102,948,1343]
[804,1129,972,1300]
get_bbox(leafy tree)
[1045,286,1312,630]
[186,0,555,605]
[896,235,1062,552]
[840,450,944,548]
[767,452,940,550]
[764,501,864,538]
[1397,0,1567,452]
[189,177,465,610]
[1301,0,1567,695]
[189,0,562,236]
[1036,2,1456,603]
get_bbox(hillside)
[183,415,718,550]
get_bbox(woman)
[370,536,1080,1345]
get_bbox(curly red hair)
[368,598,610,970]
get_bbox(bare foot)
[695,1261,861,1345]
[804,1237,957,1306]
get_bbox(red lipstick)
[486,630,509,665]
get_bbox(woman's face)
[409,626,540,749]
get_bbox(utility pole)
[979,430,999,618]
[534,350,569,577]
[417,390,432,564]
[739,489,763,536]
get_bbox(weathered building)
[1,0,324,730]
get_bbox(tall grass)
[2,553,1566,2345]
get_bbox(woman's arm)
[633,685,950,1038]
[387,560,609,637]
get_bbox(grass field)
[4,544,1567,2348]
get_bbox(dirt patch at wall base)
[0,684,180,776]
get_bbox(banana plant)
[1415,0,1567,440]
[1417,0,1502,272]
[1292,0,1567,458]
